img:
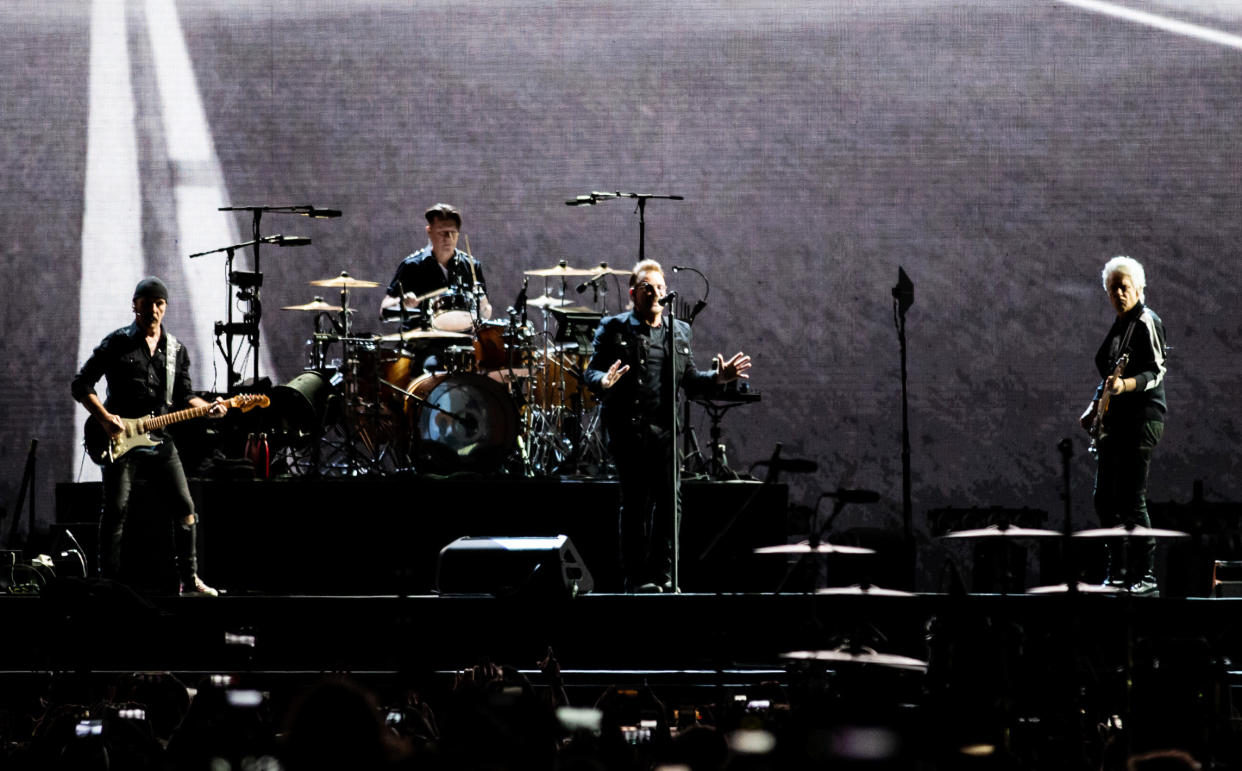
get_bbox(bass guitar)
[1087,353,1128,456]
[84,394,270,465]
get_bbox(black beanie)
[133,276,169,301]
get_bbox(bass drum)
[406,372,518,471]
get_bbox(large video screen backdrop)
[3,1,1239,575]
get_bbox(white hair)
[1101,255,1146,301]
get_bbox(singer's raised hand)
[714,352,751,384]
[601,359,630,389]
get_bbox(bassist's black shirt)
[1093,302,1167,430]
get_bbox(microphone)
[824,488,881,504]
[565,196,596,206]
[657,290,678,306]
[576,271,608,293]
[753,456,819,474]
[263,234,311,246]
[300,207,341,218]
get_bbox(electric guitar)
[83,394,270,465]
[1087,352,1128,455]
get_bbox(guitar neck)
[142,403,214,431]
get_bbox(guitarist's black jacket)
[72,323,195,447]
[1093,302,1167,431]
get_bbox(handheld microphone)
[658,290,678,307]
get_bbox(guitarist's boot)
[175,520,218,597]
[1130,537,1159,596]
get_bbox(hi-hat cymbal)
[282,299,343,312]
[941,525,1062,539]
[376,328,472,343]
[1072,525,1190,539]
[1027,582,1124,595]
[753,541,875,555]
[781,647,928,671]
[527,295,574,310]
[524,264,596,277]
[309,271,380,288]
[816,584,915,597]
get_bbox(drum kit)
[276,264,630,476]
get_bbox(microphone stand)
[892,267,915,589]
[208,203,337,390]
[667,296,682,593]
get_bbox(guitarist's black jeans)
[1093,418,1164,584]
[99,445,199,585]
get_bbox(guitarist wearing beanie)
[71,276,227,596]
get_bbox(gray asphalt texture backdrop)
[2,1,1240,584]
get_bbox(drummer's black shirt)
[385,246,489,302]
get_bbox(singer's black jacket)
[585,311,717,443]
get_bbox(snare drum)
[428,290,475,332]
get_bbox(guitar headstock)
[230,394,272,412]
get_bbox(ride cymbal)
[376,328,473,343]
[781,647,928,671]
[941,525,1062,539]
[1072,525,1190,539]
[282,299,343,312]
[753,541,875,555]
[309,271,381,288]
[523,264,596,277]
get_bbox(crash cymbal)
[941,525,1062,539]
[527,295,574,310]
[781,647,928,671]
[1072,525,1190,539]
[309,271,381,288]
[524,264,596,277]
[816,584,915,597]
[376,328,473,343]
[753,541,875,555]
[1027,582,1124,595]
[282,298,343,312]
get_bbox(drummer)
[380,202,492,327]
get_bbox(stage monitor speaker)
[436,535,593,598]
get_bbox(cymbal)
[282,299,343,312]
[816,584,915,597]
[526,295,574,310]
[781,647,928,672]
[1027,582,1124,595]
[753,541,875,555]
[376,328,473,343]
[583,266,631,276]
[1072,525,1190,539]
[309,272,381,288]
[524,264,596,277]
[941,525,1062,539]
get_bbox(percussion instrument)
[399,372,518,471]
[427,289,476,331]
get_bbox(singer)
[380,203,493,326]
[585,260,751,593]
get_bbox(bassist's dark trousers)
[1093,418,1163,583]
[99,444,200,585]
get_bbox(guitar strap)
[164,333,179,407]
